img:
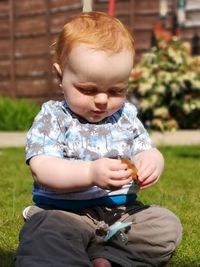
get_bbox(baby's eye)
[83,89,94,95]
[77,87,96,95]
[109,88,126,96]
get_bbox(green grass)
[0,148,32,267]
[0,97,40,131]
[139,146,200,266]
[0,146,199,267]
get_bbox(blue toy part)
[104,221,132,241]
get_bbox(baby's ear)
[53,63,62,81]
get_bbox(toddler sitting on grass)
[15,12,182,267]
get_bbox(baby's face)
[60,44,133,122]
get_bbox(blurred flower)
[183,103,191,114]
[170,83,181,97]
[140,99,151,111]
[165,119,179,131]
[158,71,172,83]
[152,118,164,131]
[129,68,142,81]
[138,82,151,95]
[168,47,183,65]
[153,107,169,119]
[192,79,200,89]
[181,42,192,54]
[155,85,166,94]
[128,37,200,131]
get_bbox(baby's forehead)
[64,44,133,82]
[68,44,132,65]
[68,43,133,60]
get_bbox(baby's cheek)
[109,98,124,111]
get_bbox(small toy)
[104,221,132,242]
[121,158,138,181]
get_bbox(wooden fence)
[0,0,199,103]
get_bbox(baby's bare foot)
[92,258,112,267]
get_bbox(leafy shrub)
[128,37,200,131]
[0,97,40,131]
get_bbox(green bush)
[0,97,40,131]
[128,37,200,131]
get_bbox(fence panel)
[0,0,199,102]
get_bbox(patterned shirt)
[26,100,153,210]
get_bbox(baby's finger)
[138,172,158,188]
[109,176,133,189]
[109,160,130,171]
[110,169,133,180]
[137,164,155,182]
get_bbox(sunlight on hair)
[54,12,134,70]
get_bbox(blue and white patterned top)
[26,100,154,210]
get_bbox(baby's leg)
[88,205,182,267]
[123,205,182,266]
[21,206,113,266]
[15,210,96,267]
[22,205,43,220]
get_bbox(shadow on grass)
[167,261,200,267]
[0,249,15,267]
[0,248,199,267]
[166,251,200,267]
[177,152,200,159]
[162,146,200,159]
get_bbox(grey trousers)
[15,203,182,267]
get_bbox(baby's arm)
[134,147,164,189]
[29,155,133,192]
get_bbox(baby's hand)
[89,158,133,190]
[135,148,164,189]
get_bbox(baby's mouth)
[93,110,107,114]
[93,109,107,115]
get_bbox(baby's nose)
[94,93,108,105]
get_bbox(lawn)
[0,146,199,267]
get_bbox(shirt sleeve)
[132,116,154,155]
[125,103,154,155]
[26,101,66,164]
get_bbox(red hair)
[54,12,134,69]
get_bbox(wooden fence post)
[9,0,16,97]
[82,0,93,12]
